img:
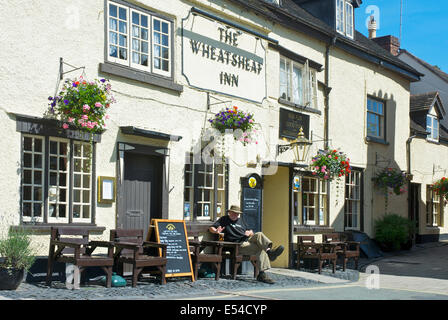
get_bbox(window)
[344,170,362,229]
[21,135,93,224]
[336,0,354,39]
[293,176,327,226]
[107,1,171,77]
[184,153,226,221]
[426,186,443,227]
[426,115,439,142]
[279,57,318,109]
[367,97,385,140]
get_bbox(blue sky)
[355,0,448,73]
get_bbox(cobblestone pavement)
[0,266,359,300]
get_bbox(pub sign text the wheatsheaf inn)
[182,11,266,102]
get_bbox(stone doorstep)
[268,268,350,284]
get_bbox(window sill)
[366,136,389,145]
[293,225,334,234]
[99,62,183,93]
[12,224,105,234]
[425,138,440,145]
[278,98,322,115]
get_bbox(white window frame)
[152,16,171,77]
[366,97,385,140]
[48,137,70,224]
[22,135,45,223]
[427,186,443,227]
[336,0,354,39]
[20,135,94,225]
[293,177,327,226]
[107,1,130,66]
[279,56,318,109]
[130,9,151,72]
[344,171,361,230]
[426,114,439,142]
[183,154,226,222]
[72,141,93,223]
[107,0,172,77]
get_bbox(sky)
[355,0,448,73]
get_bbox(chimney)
[368,16,377,39]
[371,35,401,56]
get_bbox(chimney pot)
[368,16,377,39]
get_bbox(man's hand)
[217,226,225,234]
[245,230,254,237]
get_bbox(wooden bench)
[46,227,114,289]
[110,229,167,287]
[186,223,259,280]
[323,233,360,271]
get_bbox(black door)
[409,183,420,244]
[120,152,163,239]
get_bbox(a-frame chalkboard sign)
[150,219,195,281]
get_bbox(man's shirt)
[212,215,248,243]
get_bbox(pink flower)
[62,123,69,129]
[105,115,110,120]
[78,119,84,124]
[83,104,90,112]
[95,102,102,107]
[82,115,88,120]
[68,117,74,123]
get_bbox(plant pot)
[0,267,25,290]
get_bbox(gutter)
[406,134,417,247]
[323,37,336,150]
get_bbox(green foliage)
[433,177,448,200]
[373,167,406,195]
[0,228,35,271]
[374,214,414,251]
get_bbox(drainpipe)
[324,37,336,150]
[406,134,417,247]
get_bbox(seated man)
[209,205,284,284]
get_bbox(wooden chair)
[46,227,114,288]
[296,242,337,274]
[220,241,259,280]
[189,239,223,280]
[323,233,360,271]
[110,229,167,287]
[297,236,337,274]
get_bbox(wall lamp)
[277,127,312,163]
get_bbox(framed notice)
[97,176,116,204]
[151,219,194,281]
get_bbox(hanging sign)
[182,11,266,102]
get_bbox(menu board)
[279,108,310,140]
[151,219,194,281]
[242,187,262,233]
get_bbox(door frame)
[116,142,170,229]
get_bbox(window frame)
[106,0,173,79]
[20,134,96,225]
[293,176,328,226]
[344,170,362,230]
[279,56,318,109]
[183,153,228,222]
[426,185,443,227]
[336,0,354,39]
[426,114,439,142]
[366,96,386,141]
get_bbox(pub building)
[2,0,442,278]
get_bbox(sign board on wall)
[182,11,266,102]
[279,108,310,140]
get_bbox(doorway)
[118,146,165,240]
[409,183,420,244]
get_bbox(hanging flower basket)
[373,167,406,196]
[433,177,448,200]
[310,149,351,181]
[48,76,115,133]
[208,106,257,146]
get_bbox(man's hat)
[228,205,243,214]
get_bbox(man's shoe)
[267,245,284,261]
[257,271,275,284]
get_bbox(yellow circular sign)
[249,177,257,188]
